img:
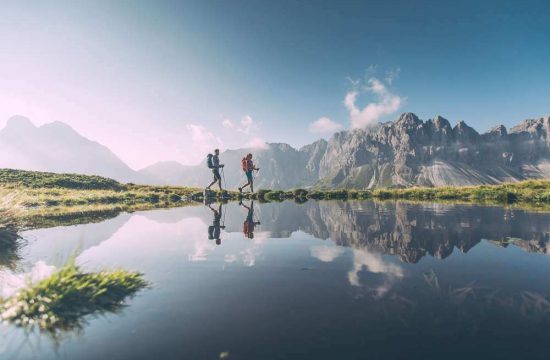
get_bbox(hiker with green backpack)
[238,153,259,193]
[206,149,225,191]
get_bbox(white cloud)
[222,118,234,128]
[245,137,268,149]
[308,117,343,134]
[310,245,345,262]
[385,68,401,85]
[220,115,265,149]
[345,77,403,129]
[186,124,224,155]
[239,115,254,134]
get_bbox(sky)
[1,0,549,169]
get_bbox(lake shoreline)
[1,168,549,230]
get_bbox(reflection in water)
[0,227,21,270]
[0,261,55,298]
[1,200,550,359]
[238,200,261,239]
[253,201,550,262]
[206,202,225,245]
[310,245,344,262]
[347,248,404,291]
[1,260,148,345]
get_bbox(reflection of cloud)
[224,254,238,263]
[348,249,404,289]
[222,231,270,267]
[0,261,56,298]
[240,231,269,267]
[310,245,345,262]
[188,239,216,262]
[241,246,260,267]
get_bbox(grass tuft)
[0,261,149,336]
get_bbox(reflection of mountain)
[19,213,132,266]
[11,201,550,269]
[305,201,550,263]
[227,201,550,263]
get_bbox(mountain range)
[0,113,548,189]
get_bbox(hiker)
[238,153,259,193]
[206,149,224,191]
[239,200,260,239]
[207,201,225,245]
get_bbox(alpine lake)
[1,199,550,360]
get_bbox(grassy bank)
[1,169,549,229]
[248,180,550,207]
[0,169,217,228]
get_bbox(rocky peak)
[4,115,36,131]
[395,112,422,127]
[509,117,549,147]
[432,115,452,130]
[510,116,549,134]
[453,120,479,142]
[488,124,507,137]
[269,142,295,152]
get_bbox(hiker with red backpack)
[238,153,259,193]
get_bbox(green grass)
[0,261,148,336]
[1,169,549,227]
[0,169,228,226]
[0,168,124,190]
[245,180,550,208]
[370,180,550,205]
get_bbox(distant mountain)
[1,113,548,188]
[0,116,141,183]
[139,143,325,189]
[144,113,549,189]
[316,113,550,188]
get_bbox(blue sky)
[1,0,549,168]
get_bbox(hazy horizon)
[2,0,549,168]
[1,110,548,171]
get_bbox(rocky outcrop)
[314,113,549,188]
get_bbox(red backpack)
[241,158,248,172]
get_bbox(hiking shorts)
[213,169,221,181]
[245,170,253,181]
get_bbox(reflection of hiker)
[207,202,225,245]
[239,200,260,239]
[238,153,259,193]
[206,149,224,191]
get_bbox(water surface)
[1,200,550,360]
